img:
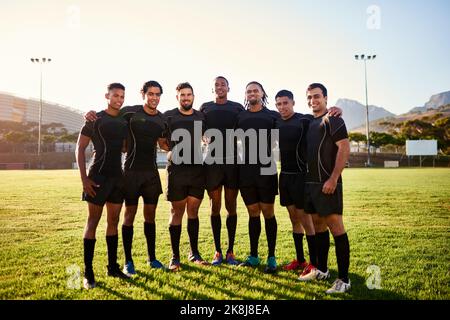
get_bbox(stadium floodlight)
[30,57,52,165]
[354,54,377,167]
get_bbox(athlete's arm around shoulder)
[157,111,170,152]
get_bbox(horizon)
[1,0,449,115]
[2,88,449,117]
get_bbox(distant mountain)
[351,104,450,134]
[334,98,396,130]
[407,91,450,113]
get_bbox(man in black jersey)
[275,90,317,274]
[275,90,342,277]
[164,82,208,271]
[300,83,351,294]
[119,81,168,275]
[236,81,279,274]
[84,81,169,276]
[76,83,130,290]
[199,76,244,266]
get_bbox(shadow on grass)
[95,281,133,300]
[95,264,408,300]
[134,266,212,300]
[130,270,179,300]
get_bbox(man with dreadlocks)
[236,81,280,274]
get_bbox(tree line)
[348,106,449,155]
[0,121,79,153]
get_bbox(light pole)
[354,54,376,167]
[30,57,51,161]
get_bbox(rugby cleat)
[283,259,308,271]
[239,255,261,267]
[188,252,210,266]
[211,251,223,266]
[326,279,351,294]
[298,264,330,281]
[107,263,131,279]
[225,251,239,266]
[148,259,165,269]
[83,269,96,290]
[264,256,277,274]
[168,257,181,272]
[122,261,136,277]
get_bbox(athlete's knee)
[261,204,275,219]
[312,215,327,232]
[210,200,222,216]
[186,208,199,219]
[327,218,346,236]
[224,200,237,215]
[123,208,137,226]
[84,222,97,238]
[291,218,302,230]
[143,205,156,223]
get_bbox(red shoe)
[283,259,308,271]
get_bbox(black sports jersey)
[236,107,280,182]
[306,112,348,183]
[200,100,244,161]
[276,113,313,173]
[80,110,128,177]
[121,105,166,171]
[163,108,206,168]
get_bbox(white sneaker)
[326,279,351,294]
[298,265,330,281]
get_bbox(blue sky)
[0,0,449,114]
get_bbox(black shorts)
[239,174,278,206]
[82,174,124,206]
[304,182,343,216]
[166,165,205,201]
[279,172,305,209]
[205,163,239,191]
[123,170,162,206]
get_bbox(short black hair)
[307,83,327,97]
[142,80,163,94]
[107,83,125,91]
[275,89,294,100]
[214,76,229,86]
[176,82,194,94]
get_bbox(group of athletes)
[76,76,351,294]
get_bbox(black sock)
[83,238,96,272]
[187,218,200,255]
[169,224,182,259]
[106,234,118,267]
[211,215,222,253]
[249,216,261,257]
[306,234,318,266]
[334,233,350,283]
[265,216,277,258]
[144,222,156,261]
[293,233,305,263]
[226,214,237,253]
[316,230,330,273]
[122,225,133,263]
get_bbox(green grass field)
[0,168,449,300]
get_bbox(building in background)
[0,91,84,133]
